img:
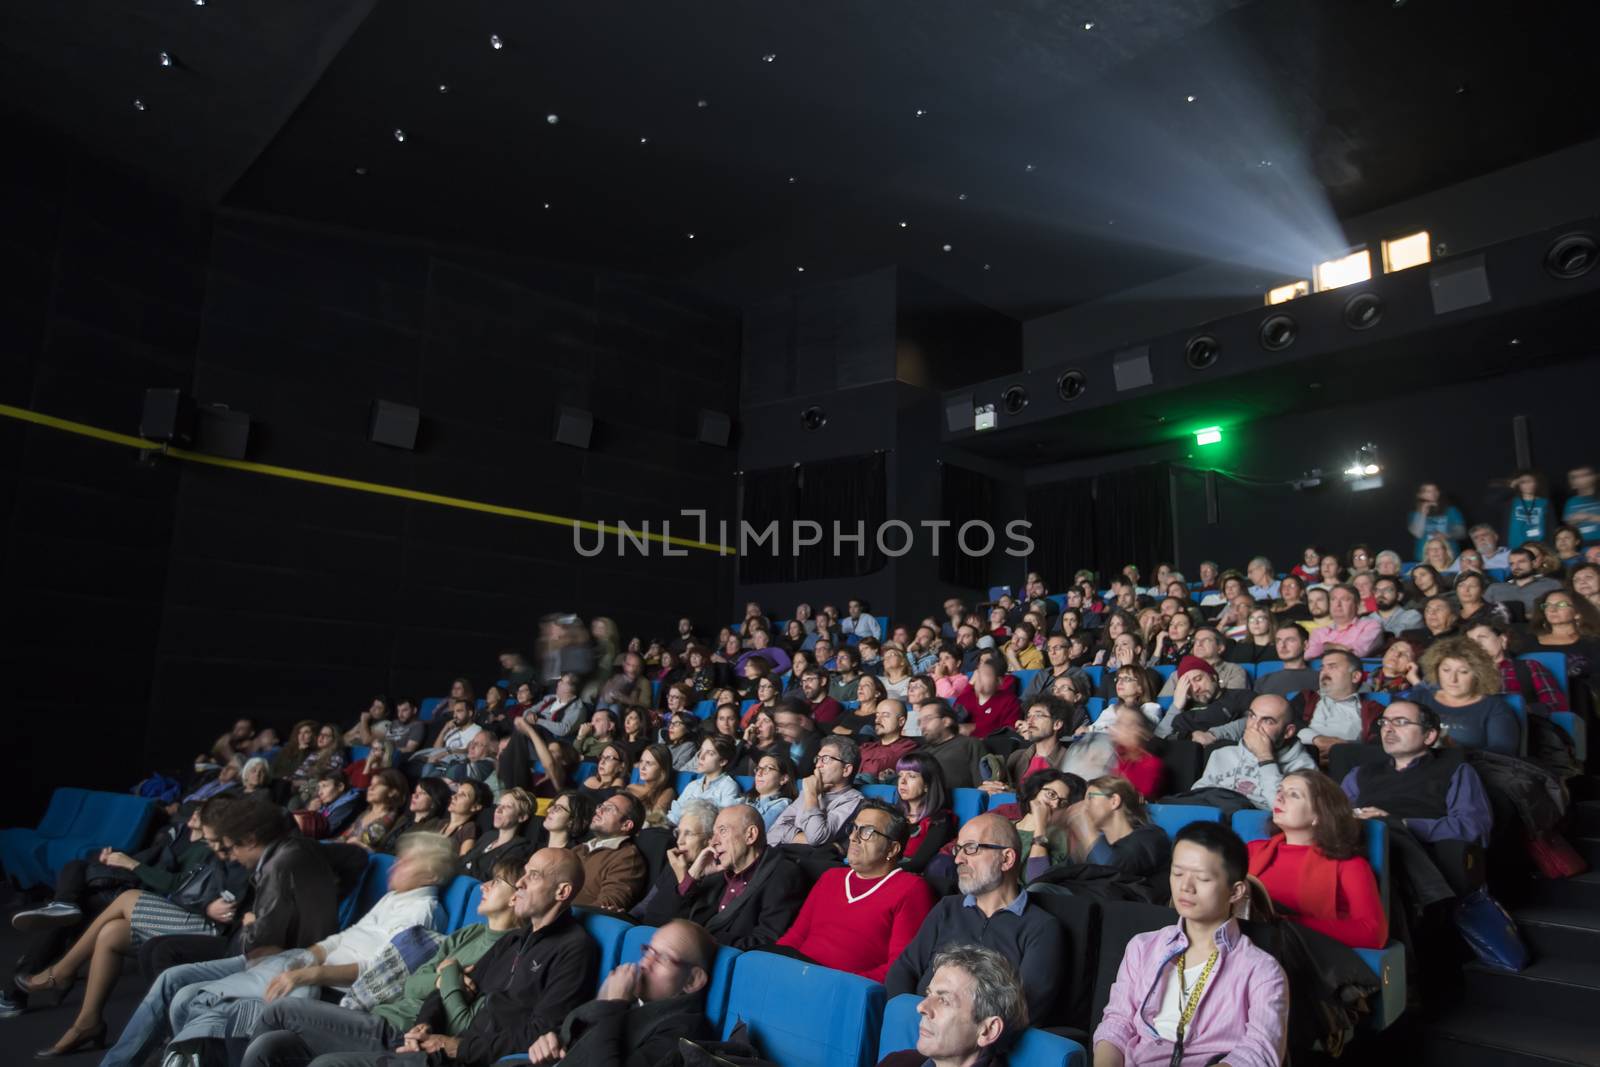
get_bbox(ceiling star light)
[696,99,708,108]
[762,53,776,62]
[437,84,449,93]
[133,98,146,110]
[638,136,649,144]
[1024,163,1036,172]
[1185,94,1196,102]
[796,266,805,272]
[915,108,926,116]
[686,232,696,239]
[1314,248,1372,292]
[354,166,367,175]
[942,244,952,252]
[545,114,559,125]
[392,128,406,142]
[957,193,967,201]
[1083,20,1095,29]
[489,34,503,50]
[898,220,908,228]
[158,51,174,67]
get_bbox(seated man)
[876,946,1028,1067]
[574,793,648,912]
[982,695,1075,793]
[774,800,937,982]
[886,814,1063,1026]
[1341,701,1492,895]
[856,700,918,783]
[1157,628,1248,695]
[1094,822,1288,1067]
[1198,650,1383,764]
[162,834,453,1052]
[1153,658,1251,739]
[525,920,716,1067]
[916,699,987,791]
[1368,575,1424,637]
[407,699,485,775]
[572,708,619,761]
[240,852,528,1067]
[1175,695,1314,812]
[1254,622,1319,698]
[1021,634,1088,703]
[98,802,341,1067]
[667,805,807,949]
[1306,585,1383,659]
[798,667,845,731]
[766,735,865,848]
[954,660,1022,738]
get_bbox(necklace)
[844,868,899,904]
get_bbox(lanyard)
[1169,947,1220,1067]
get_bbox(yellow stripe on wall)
[0,403,734,555]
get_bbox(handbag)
[1453,887,1529,972]
[1526,828,1588,879]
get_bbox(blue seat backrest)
[1486,567,1508,582]
[734,775,754,792]
[675,771,702,794]
[876,615,891,639]
[1085,697,1105,717]
[621,924,742,1033]
[354,853,396,921]
[73,793,156,852]
[1156,696,1173,711]
[576,761,597,783]
[723,951,886,1067]
[989,791,1017,809]
[1084,666,1103,687]
[694,700,716,719]
[36,788,89,839]
[441,875,480,932]
[420,697,445,722]
[1518,652,1570,697]
[350,745,371,763]
[1152,664,1176,682]
[651,680,662,704]
[1011,669,1039,695]
[1369,691,1393,705]
[861,784,898,804]
[953,788,985,827]
[1148,803,1222,840]
[878,993,1085,1067]
[1230,809,1270,840]
[1045,594,1066,610]
[1255,660,1286,678]
[578,909,635,984]
[1238,663,1257,681]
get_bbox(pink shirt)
[934,674,970,701]
[1306,616,1382,658]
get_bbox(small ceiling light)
[957,193,968,201]
[1313,248,1372,292]
[437,84,449,93]
[796,266,805,273]
[898,220,908,229]
[193,0,205,5]
[1083,20,1095,29]
[982,263,992,271]
[1381,230,1431,273]
[696,99,708,108]
[354,166,368,175]
[1258,159,1273,168]
[1544,233,1597,279]
[542,202,550,209]
[1259,313,1298,352]
[158,51,174,68]
[686,232,696,239]
[545,114,559,125]
[489,34,503,50]
[392,128,406,142]
[133,98,146,111]
[787,176,797,184]
[638,136,649,144]
[1342,291,1384,331]
[915,108,927,117]
[1024,163,1036,172]
[1185,94,1196,102]
[1265,280,1310,305]
[762,53,776,63]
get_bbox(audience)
[460,787,536,879]
[661,804,807,948]
[1413,636,1521,755]
[667,736,742,825]
[573,793,648,912]
[766,735,865,848]
[1181,695,1314,812]
[1061,776,1171,894]
[893,752,957,873]
[915,699,987,790]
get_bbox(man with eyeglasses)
[573,793,648,912]
[766,735,864,848]
[981,696,1075,794]
[1171,695,1314,813]
[857,700,919,782]
[774,800,936,982]
[886,813,1063,1026]
[1020,635,1088,704]
[525,920,716,1067]
[1195,650,1383,765]
[1340,700,1492,896]
[664,805,806,949]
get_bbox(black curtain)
[1025,463,1173,587]
[939,463,994,590]
[738,453,887,584]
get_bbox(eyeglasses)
[848,824,888,842]
[641,943,692,968]
[494,877,519,892]
[814,753,844,767]
[951,841,1010,857]
[1543,600,1574,611]
[1084,791,1112,799]
[1375,717,1422,730]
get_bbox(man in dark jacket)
[525,920,714,1067]
[671,805,807,949]
[875,946,1026,1067]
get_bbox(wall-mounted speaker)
[554,406,593,449]
[944,393,973,432]
[140,388,194,446]
[195,405,250,460]
[697,409,731,447]
[369,400,420,450]
[1430,254,1492,315]
[1111,346,1153,391]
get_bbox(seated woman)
[1412,636,1521,755]
[537,789,595,851]
[661,706,702,771]
[459,787,535,880]
[1005,770,1084,869]
[879,644,915,701]
[287,723,346,810]
[710,702,747,762]
[668,735,742,825]
[637,799,718,924]
[652,649,683,697]
[627,743,678,826]
[1148,611,1194,667]
[1528,589,1600,694]
[833,674,886,738]
[1274,574,1312,623]
[1364,637,1422,695]
[617,705,653,763]
[439,780,486,855]
[783,651,813,697]
[1571,562,1600,616]
[737,655,772,701]
[337,769,409,853]
[1405,564,1451,610]
[1225,607,1278,665]
[893,752,955,874]
[1420,595,1461,643]
[1080,665,1161,735]
[742,676,783,727]
[1108,704,1165,800]
[1453,571,1508,630]
[268,720,318,782]
[1248,769,1388,950]
[393,779,452,843]
[1058,775,1171,897]
[477,684,509,726]
[682,643,726,699]
[743,752,799,829]
[22,797,244,1056]
[580,742,631,800]
[292,773,363,840]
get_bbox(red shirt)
[1111,747,1164,800]
[955,686,1021,738]
[1247,837,1388,949]
[810,697,844,728]
[776,867,936,982]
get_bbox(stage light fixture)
[1194,426,1222,446]
[1001,386,1029,415]
[1258,314,1297,352]
[1342,291,1384,331]
[1544,233,1597,279]
[1265,280,1309,306]
[1056,370,1087,401]
[1382,230,1431,273]
[1184,334,1220,370]
[1314,249,1372,293]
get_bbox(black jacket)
[557,990,711,1067]
[413,909,598,1065]
[679,846,808,950]
[235,835,339,956]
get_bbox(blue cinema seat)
[619,924,742,1033]
[722,951,885,1067]
[878,993,1086,1067]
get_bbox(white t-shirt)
[1087,701,1161,732]
[1152,956,1212,1042]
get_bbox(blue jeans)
[100,955,246,1067]
[168,951,315,1044]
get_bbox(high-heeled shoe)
[13,970,70,998]
[33,1020,106,1058]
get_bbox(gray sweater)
[1191,740,1315,810]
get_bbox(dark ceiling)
[4,0,1598,320]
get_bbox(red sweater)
[955,687,1021,739]
[1247,837,1388,949]
[776,867,936,982]
[1112,747,1165,800]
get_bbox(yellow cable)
[0,403,733,555]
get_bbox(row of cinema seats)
[0,788,158,890]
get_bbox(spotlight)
[799,406,827,431]
[1055,369,1087,401]
[1001,386,1029,415]
[1258,314,1297,352]
[1194,426,1222,446]
[1265,280,1309,306]
[1342,292,1384,331]
[1544,233,1597,279]
[1382,230,1431,273]
[1184,334,1220,371]
[1314,249,1372,293]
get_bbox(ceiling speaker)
[140,388,194,446]
[697,409,731,447]
[369,400,420,450]
[554,406,593,449]
[1430,254,1492,315]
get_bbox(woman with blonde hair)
[459,787,535,879]
[1415,635,1520,755]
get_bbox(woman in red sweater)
[1107,704,1165,800]
[1249,769,1388,949]
[894,752,956,874]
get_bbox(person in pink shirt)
[1306,584,1383,659]
[931,647,970,702]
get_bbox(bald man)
[1183,695,1315,811]
[665,805,807,950]
[526,920,716,1067]
[886,814,1064,1026]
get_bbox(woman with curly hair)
[1415,636,1520,755]
[1248,769,1387,949]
